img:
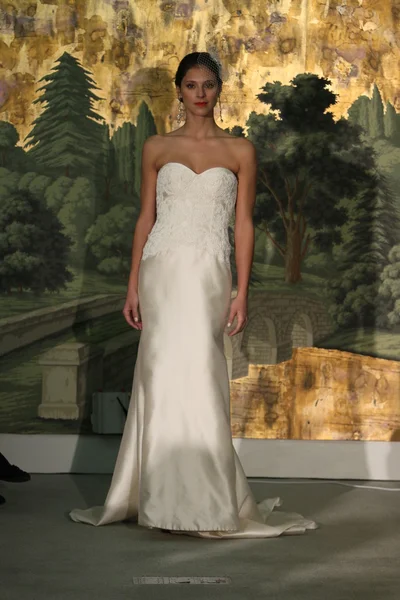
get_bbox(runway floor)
[1,474,399,600]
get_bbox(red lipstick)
[195,102,207,106]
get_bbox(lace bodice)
[141,162,238,265]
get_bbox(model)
[70,52,317,538]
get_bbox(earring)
[218,95,223,122]
[177,97,185,124]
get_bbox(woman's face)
[177,66,220,115]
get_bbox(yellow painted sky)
[0,0,399,142]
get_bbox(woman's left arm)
[226,139,257,336]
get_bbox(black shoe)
[0,464,31,483]
[0,495,5,504]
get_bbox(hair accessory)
[196,48,228,83]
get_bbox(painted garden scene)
[1,1,400,441]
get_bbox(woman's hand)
[122,289,142,331]
[225,294,248,336]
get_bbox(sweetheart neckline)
[158,162,238,180]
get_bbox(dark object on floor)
[0,494,5,504]
[0,453,31,482]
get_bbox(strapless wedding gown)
[69,162,318,538]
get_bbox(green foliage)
[370,84,385,139]
[225,125,246,137]
[377,245,400,328]
[0,188,72,294]
[0,169,54,207]
[0,121,28,171]
[303,250,335,276]
[44,176,74,213]
[0,168,20,193]
[134,102,157,196]
[100,124,115,173]
[248,72,371,283]
[112,121,136,192]
[327,173,399,328]
[348,86,400,145]
[86,204,138,275]
[57,177,96,264]
[316,327,400,361]
[372,139,400,222]
[0,121,19,167]
[384,101,398,142]
[18,173,52,201]
[347,95,370,134]
[24,52,104,177]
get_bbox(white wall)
[1,434,399,480]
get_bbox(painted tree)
[0,121,18,167]
[44,176,74,214]
[347,95,371,135]
[97,123,115,212]
[24,52,104,177]
[384,101,397,139]
[377,245,400,328]
[0,121,27,170]
[0,186,72,294]
[248,73,374,283]
[58,177,97,264]
[225,125,246,138]
[348,87,400,145]
[369,83,385,139]
[18,173,52,201]
[328,173,400,327]
[383,101,400,145]
[134,101,157,197]
[86,204,138,275]
[112,121,136,194]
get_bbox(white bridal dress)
[70,162,318,539]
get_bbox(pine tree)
[383,101,400,145]
[0,121,19,167]
[134,102,157,197]
[328,172,399,327]
[360,95,370,134]
[24,52,104,177]
[378,245,400,328]
[384,101,397,139]
[97,123,115,212]
[375,173,400,253]
[0,121,27,170]
[347,95,371,135]
[112,121,136,194]
[369,83,385,139]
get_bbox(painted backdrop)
[1,0,400,441]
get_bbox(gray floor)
[1,475,400,600]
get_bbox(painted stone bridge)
[223,291,335,380]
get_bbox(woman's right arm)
[123,135,159,329]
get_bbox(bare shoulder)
[229,137,257,178]
[215,129,256,168]
[234,136,257,161]
[142,131,181,152]
[142,134,164,152]
[142,134,166,167]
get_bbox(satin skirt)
[69,246,318,538]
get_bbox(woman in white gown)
[70,52,318,538]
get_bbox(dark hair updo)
[174,52,223,90]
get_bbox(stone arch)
[290,312,313,348]
[241,314,278,365]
